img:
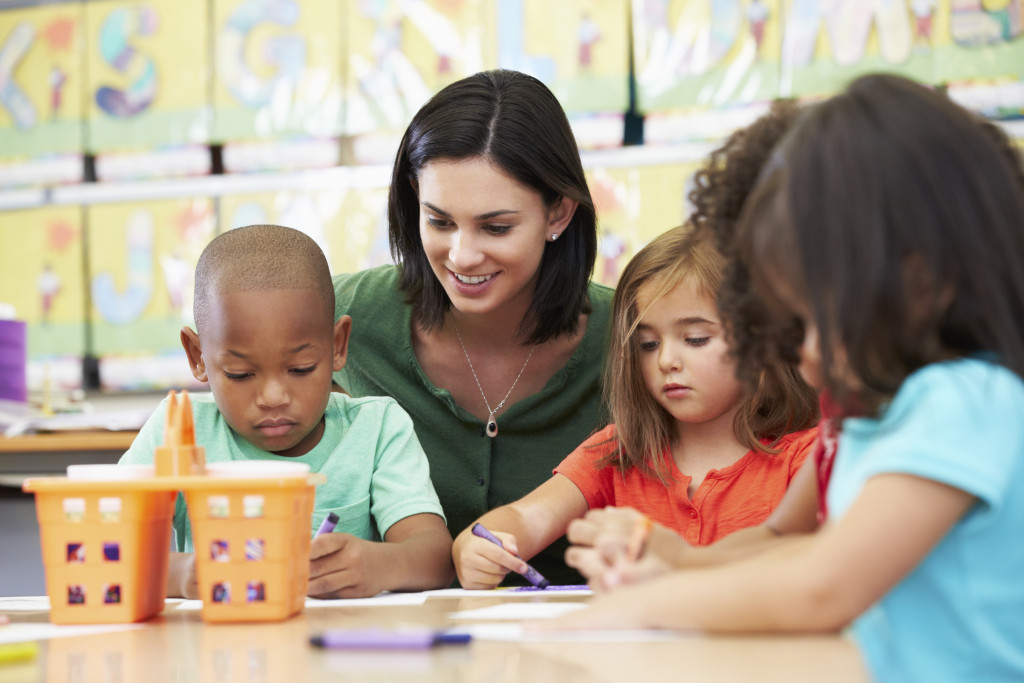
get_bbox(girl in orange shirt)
[452,217,818,588]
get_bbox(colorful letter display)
[343,0,490,139]
[0,3,85,160]
[585,161,704,287]
[0,206,86,389]
[217,184,392,277]
[86,199,214,389]
[212,0,343,142]
[85,0,210,152]
[634,0,1024,111]
[493,0,630,115]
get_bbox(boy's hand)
[452,528,528,590]
[307,533,385,598]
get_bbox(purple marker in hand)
[471,522,550,589]
[316,512,339,536]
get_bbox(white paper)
[0,622,142,645]
[449,602,588,621]
[424,586,593,598]
[0,596,50,611]
[174,592,428,611]
[455,622,691,642]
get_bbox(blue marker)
[471,523,550,589]
[316,512,339,536]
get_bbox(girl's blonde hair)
[598,223,818,481]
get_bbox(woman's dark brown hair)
[388,69,598,345]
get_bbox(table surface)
[0,431,138,453]
[1,594,869,682]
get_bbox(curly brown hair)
[687,100,816,409]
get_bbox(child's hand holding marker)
[454,523,550,590]
[565,507,673,591]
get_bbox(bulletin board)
[85,0,210,152]
[343,0,490,138]
[633,0,783,111]
[212,0,344,142]
[495,0,630,114]
[218,186,387,276]
[586,160,703,286]
[0,206,85,389]
[86,198,214,389]
[0,3,84,160]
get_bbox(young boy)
[120,224,454,598]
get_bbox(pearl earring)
[549,233,559,241]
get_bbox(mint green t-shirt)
[333,266,613,585]
[120,392,444,552]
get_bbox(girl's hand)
[566,545,673,591]
[452,528,529,590]
[307,533,385,598]
[566,506,654,564]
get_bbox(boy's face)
[181,288,350,458]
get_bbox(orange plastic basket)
[23,391,321,625]
[183,474,315,623]
[23,478,175,624]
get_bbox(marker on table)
[315,512,339,536]
[471,522,550,589]
[310,628,471,649]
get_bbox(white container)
[66,464,155,480]
[203,461,310,479]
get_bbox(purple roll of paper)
[0,320,27,402]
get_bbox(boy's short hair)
[193,224,334,334]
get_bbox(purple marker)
[310,628,471,649]
[316,512,339,536]
[471,522,550,589]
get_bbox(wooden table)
[0,594,869,682]
[0,431,138,485]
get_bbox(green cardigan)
[333,266,613,585]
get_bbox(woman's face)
[415,157,574,320]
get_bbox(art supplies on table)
[22,390,322,625]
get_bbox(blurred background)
[0,0,1021,397]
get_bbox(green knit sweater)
[333,265,613,585]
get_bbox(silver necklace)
[453,320,536,438]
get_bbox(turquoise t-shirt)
[829,358,1024,682]
[333,266,613,585]
[120,392,445,552]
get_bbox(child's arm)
[544,473,974,632]
[452,474,589,589]
[565,453,822,588]
[167,552,198,599]
[307,512,452,598]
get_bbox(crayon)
[310,628,470,649]
[315,512,339,536]
[471,523,549,589]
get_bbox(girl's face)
[415,157,574,320]
[635,277,744,431]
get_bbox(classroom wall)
[0,0,1022,393]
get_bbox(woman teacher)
[333,69,613,585]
